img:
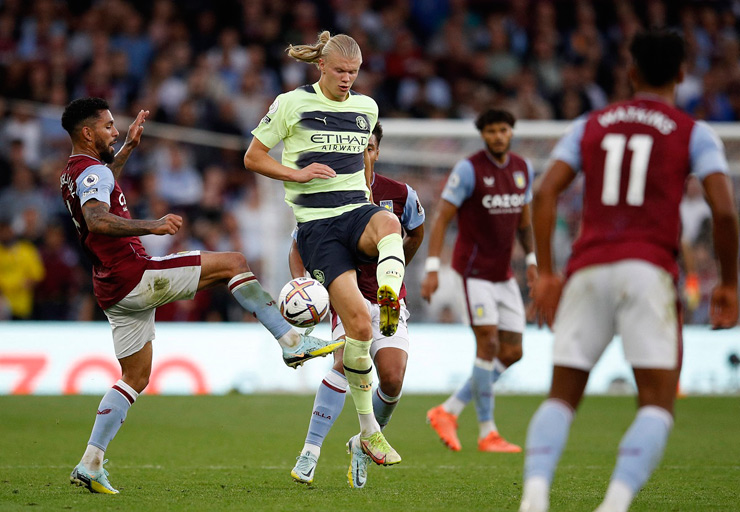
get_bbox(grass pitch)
[1,394,738,511]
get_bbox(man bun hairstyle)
[287,31,362,67]
[475,109,516,131]
[629,30,685,87]
[61,97,110,135]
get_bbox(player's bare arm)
[421,199,457,302]
[244,137,336,183]
[108,110,149,180]
[701,172,739,329]
[403,224,424,264]
[531,160,577,328]
[82,199,182,237]
[517,203,538,288]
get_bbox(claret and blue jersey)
[551,95,729,279]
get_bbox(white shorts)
[553,260,680,371]
[463,276,525,332]
[331,298,410,359]
[104,252,201,359]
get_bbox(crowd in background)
[0,0,738,324]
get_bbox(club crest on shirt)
[513,171,526,189]
[380,200,393,211]
[356,115,368,131]
[483,176,495,187]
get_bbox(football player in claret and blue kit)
[60,97,340,495]
[520,30,738,512]
[422,108,537,454]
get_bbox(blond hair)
[287,31,362,66]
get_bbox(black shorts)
[296,204,385,288]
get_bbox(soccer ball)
[278,277,330,327]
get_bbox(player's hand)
[532,273,563,329]
[124,110,150,149]
[294,163,336,182]
[709,284,739,329]
[152,214,182,235]
[420,272,438,303]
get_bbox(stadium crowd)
[0,0,738,323]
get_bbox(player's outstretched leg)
[376,233,404,336]
[71,379,138,494]
[228,272,343,367]
[291,369,348,484]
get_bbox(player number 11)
[600,133,654,207]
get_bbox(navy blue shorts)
[296,204,385,288]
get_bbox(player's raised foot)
[346,434,371,488]
[283,335,344,368]
[290,450,318,484]
[426,405,462,451]
[478,431,522,453]
[69,459,119,494]
[359,431,401,466]
[377,285,400,337]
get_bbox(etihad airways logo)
[310,134,368,145]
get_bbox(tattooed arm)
[82,199,182,237]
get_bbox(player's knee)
[230,252,249,275]
[499,345,523,367]
[342,311,372,341]
[122,371,150,394]
[379,374,404,397]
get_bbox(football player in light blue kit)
[244,31,407,466]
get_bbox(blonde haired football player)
[244,31,406,466]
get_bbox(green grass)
[0,395,738,511]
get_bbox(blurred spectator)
[153,143,203,207]
[0,219,45,319]
[0,165,47,229]
[33,223,81,320]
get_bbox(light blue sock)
[454,378,473,403]
[611,406,673,492]
[471,358,495,422]
[523,399,574,482]
[228,272,292,340]
[305,370,348,447]
[88,380,138,451]
[373,388,401,429]
[452,358,505,406]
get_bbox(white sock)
[301,443,321,459]
[442,396,466,416]
[595,480,633,512]
[479,420,496,439]
[278,330,300,349]
[520,475,550,512]
[81,445,105,471]
[358,412,381,437]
